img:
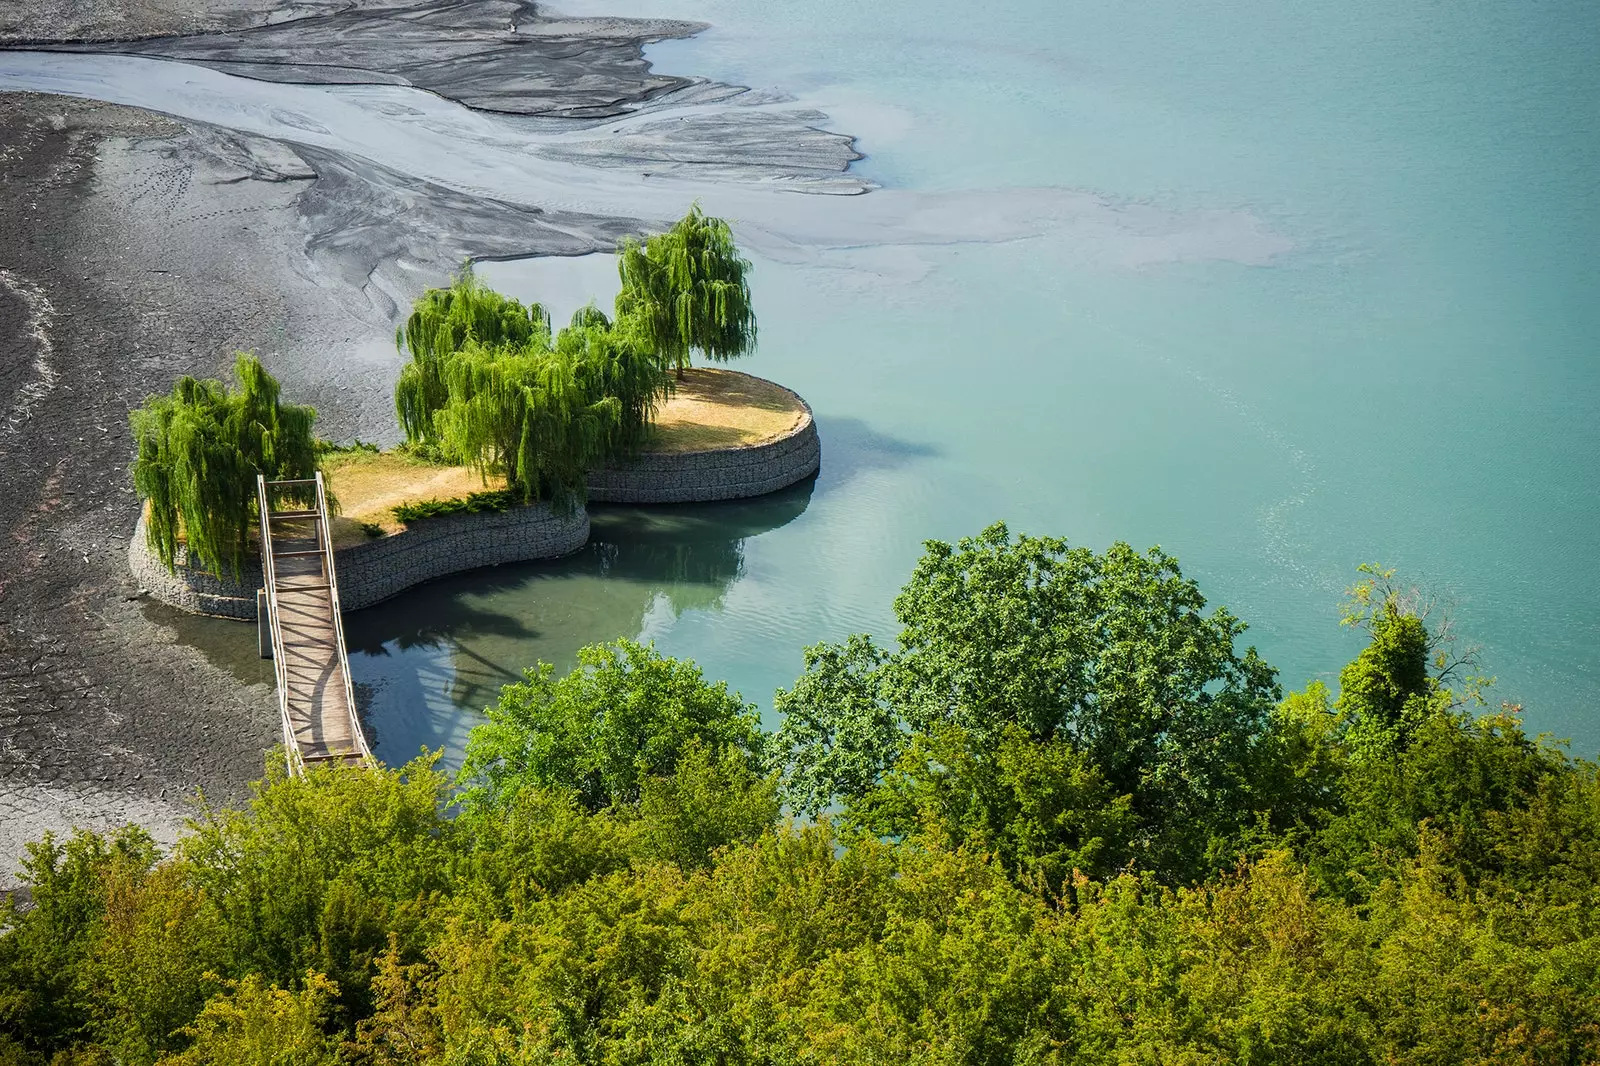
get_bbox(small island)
[127,207,820,618]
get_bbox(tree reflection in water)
[343,477,815,768]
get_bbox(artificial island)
[124,206,818,768]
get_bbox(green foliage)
[394,267,551,446]
[773,521,1283,882]
[459,639,766,813]
[552,308,671,457]
[430,338,620,507]
[396,306,667,508]
[389,488,520,525]
[1337,575,1442,759]
[129,354,318,578]
[5,543,1599,1065]
[165,972,342,1066]
[616,203,757,375]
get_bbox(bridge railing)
[313,471,372,766]
[256,474,304,776]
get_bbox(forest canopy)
[4,532,1597,1065]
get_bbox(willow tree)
[554,310,671,456]
[130,354,318,578]
[432,340,621,508]
[395,267,552,445]
[615,204,756,379]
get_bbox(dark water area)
[342,481,816,770]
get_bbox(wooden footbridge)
[256,473,373,774]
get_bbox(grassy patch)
[648,368,806,454]
[320,449,505,547]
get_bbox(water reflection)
[343,478,815,769]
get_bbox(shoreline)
[130,378,821,618]
[0,0,852,876]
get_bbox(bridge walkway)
[256,473,372,773]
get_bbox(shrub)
[390,488,521,525]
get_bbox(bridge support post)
[257,588,272,660]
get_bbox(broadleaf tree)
[771,522,1285,882]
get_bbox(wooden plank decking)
[257,475,371,773]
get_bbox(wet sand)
[0,94,292,875]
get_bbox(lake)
[8,0,1597,761]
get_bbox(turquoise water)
[347,0,1600,760]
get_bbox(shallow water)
[6,0,1598,761]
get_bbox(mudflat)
[0,93,304,875]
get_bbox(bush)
[390,488,521,525]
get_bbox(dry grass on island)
[649,368,806,453]
[318,368,807,546]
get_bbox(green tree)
[772,522,1283,882]
[0,827,160,1059]
[459,639,766,813]
[431,339,620,507]
[394,267,551,446]
[163,972,341,1066]
[129,354,318,578]
[616,204,756,379]
[179,756,453,1021]
[78,862,223,1066]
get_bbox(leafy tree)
[345,940,443,1066]
[772,522,1283,881]
[616,204,757,378]
[129,354,318,578]
[551,309,670,457]
[178,757,453,1021]
[459,639,766,813]
[394,267,551,445]
[634,740,781,870]
[164,972,341,1066]
[431,339,621,507]
[851,724,1137,889]
[77,862,223,1065]
[0,827,159,1056]
[5,541,1600,1065]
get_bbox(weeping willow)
[395,266,552,445]
[616,204,757,378]
[130,354,319,578]
[433,340,620,508]
[554,311,671,456]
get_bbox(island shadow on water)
[342,477,816,771]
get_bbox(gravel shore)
[0,93,313,878]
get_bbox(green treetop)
[616,204,756,379]
[394,267,552,445]
[129,353,318,579]
[770,522,1285,883]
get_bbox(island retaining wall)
[129,504,590,619]
[587,398,821,505]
